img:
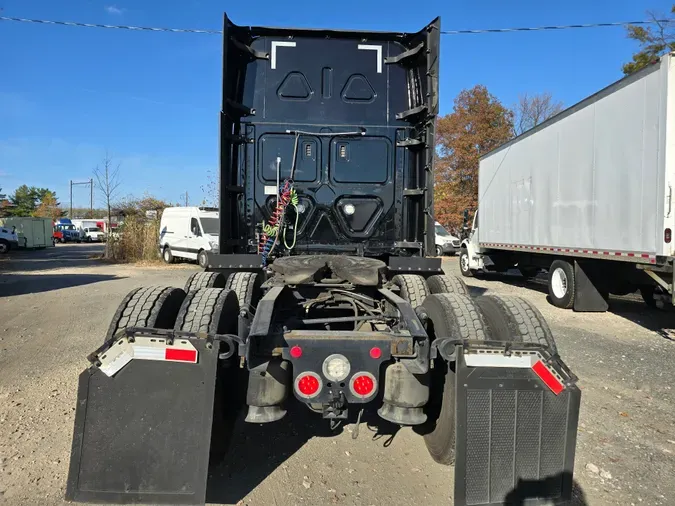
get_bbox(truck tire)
[174,288,241,461]
[391,274,429,308]
[174,288,239,334]
[427,274,469,296]
[225,272,263,310]
[519,266,539,279]
[641,285,666,309]
[459,249,473,277]
[105,286,187,342]
[474,294,558,355]
[184,271,226,293]
[548,260,575,309]
[162,246,174,264]
[419,293,488,465]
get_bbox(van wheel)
[0,240,9,254]
[197,250,208,268]
[548,260,575,309]
[459,249,473,277]
[435,245,444,257]
[163,246,174,264]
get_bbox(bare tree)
[93,152,122,257]
[513,92,564,136]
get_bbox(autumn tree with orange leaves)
[434,85,514,232]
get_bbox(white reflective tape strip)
[271,41,296,69]
[264,185,277,195]
[464,354,536,368]
[357,44,382,73]
[97,336,198,377]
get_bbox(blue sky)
[0,0,670,208]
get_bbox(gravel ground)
[0,245,674,505]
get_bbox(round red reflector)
[352,374,375,397]
[297,374,320,396]
[290,346,303,359]
[369,347,382,359]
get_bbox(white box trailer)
[460,53,675,311]
[0,217,53,249]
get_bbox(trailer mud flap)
[453,347,581,506]
[66,338,220,504]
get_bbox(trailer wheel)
[427,274,469,296]
[184,271,226,293]
[519,266,539,279]
[548,260,575,309]
[391,274,429,308]
[459,249,473,277]
[225,272,263,311]
[641,285,667,309]
[474,294,558,355]
[105,286,187,342]
[174,288,239,334]
[419,294,488,465]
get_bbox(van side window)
[190,218,201,236]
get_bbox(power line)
[0,15,671,36]
[0,16,220,34]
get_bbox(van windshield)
[200,218,219,235]
[435,225,451,237]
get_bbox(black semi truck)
[66,13,581,506]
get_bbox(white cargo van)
[159,207,219,267]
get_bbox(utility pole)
[184,191,189,207]
[70,179,95,218]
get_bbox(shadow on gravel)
[0,243,105,272]
[0,273,119,296]
[479,271,675,338]
[206,403,400,504]
[504,472,589,505]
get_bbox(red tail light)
[295,372,321,398]
[532,360,564,395]
[369,347,382,359]
[350,372,376,398]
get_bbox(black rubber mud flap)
[573,260,609,312]
[66,339,219,504]
[453,347,581,506]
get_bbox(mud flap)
[453,345,581,506]
[66,338,220,504]
[573,260,609,312]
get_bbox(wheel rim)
[0,243,7,253]
[164,249,170,261]
[199,253,207,267]
[551,267,568,299]
[460,253,469,272]
[436,246,443,257]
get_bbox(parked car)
[0,225,19,254]
[434,221,460,256]
[159,207,219,267]
[82,227,104,242]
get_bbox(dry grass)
[105,216,162,263]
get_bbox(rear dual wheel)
[418,292,557,465]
